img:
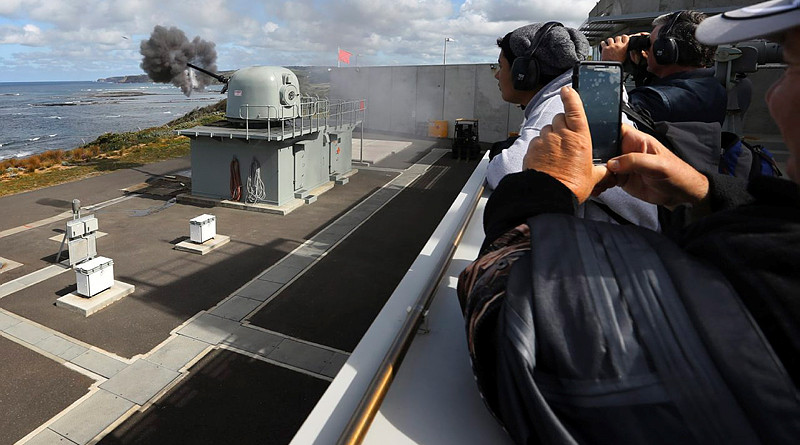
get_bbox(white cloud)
[0,23,45,46]
[0,0,598,81]
[263,22,279,33]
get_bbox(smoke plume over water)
[140,25,218,97]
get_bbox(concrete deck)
[0,133,482,445]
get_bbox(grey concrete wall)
[330,64,523,143]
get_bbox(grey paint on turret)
[189,131,332,206]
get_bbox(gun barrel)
[186,63,228,83]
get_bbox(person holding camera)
[601,10,727,125]
[486,22,660,230]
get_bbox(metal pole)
[442,38,453,122]
[360,118,364,163]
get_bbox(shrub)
[41,149,64,164]
[23,157,42,172]
[69,147,87,161]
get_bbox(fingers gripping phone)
[572,61,623,163]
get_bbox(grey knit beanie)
[499,23,590,77]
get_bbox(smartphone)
[571,61,623,163]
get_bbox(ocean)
[0,81,225,161]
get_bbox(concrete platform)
[173,234,230,255]
[0,256,23,274]
[56,281,136,316]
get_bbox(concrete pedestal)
[56,281,135,317]
[174,234,231,255]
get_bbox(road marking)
[0,264,70,299]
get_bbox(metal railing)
[234,97,366,142]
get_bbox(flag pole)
[338,46,341,68]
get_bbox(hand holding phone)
[572,61,623,163]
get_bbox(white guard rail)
[291,152,490,445]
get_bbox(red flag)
[338,48,352,64]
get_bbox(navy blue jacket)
[629,68,727,125]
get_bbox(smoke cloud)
[140,25,218,97]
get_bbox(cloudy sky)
[0,0,598,82]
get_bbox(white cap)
[696,0,800,45]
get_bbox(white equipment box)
[190,214,216,243]
[75,256,114,297]
[66,215,99,239]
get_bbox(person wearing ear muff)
[601,10,727,125]
[487,23,660,231]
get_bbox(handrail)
[336,159,487,445]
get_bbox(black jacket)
[485,170,800,385]
[628,68,727,125]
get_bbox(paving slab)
[25,428,78,445]
[0,310,21,330]
[233,279,283,302]
[100,359,180,405]
[258,264,305,284]
[49,389,136,445]
[210,295,263,321]
[71,349,128,378]
[176,313,240,345]
[320,352,351,379]
[220,325,283,357]
[5,321,52,345]
[36,334,80,358]
[267,338,336,375]
[58,343,89,361]
[144,335,209,371]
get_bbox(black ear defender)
[652,11,683,65]
[511,21,563,90]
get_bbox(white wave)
[163,111,172,114]
[49,134,57,137]
[46,115,62,119]
[14,150,34,158]
[105,115,122,118]
[28,137,41,142]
